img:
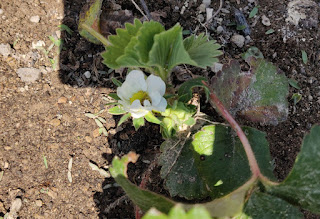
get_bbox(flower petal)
[129,100,149,118]
[152,97,167,112]
[117,70,147,100]
[148,91,162,106]
[146,74,166,96]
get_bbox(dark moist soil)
[0,0,319,218]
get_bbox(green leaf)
[288,79,301,89]
[266,125,320,214]
[236,25,247,30]
[265,29,275,35]
[145,112,161,124]
[108,106,126,115]
[118,113,131,126]
[108,93,121,100]
[241,47,264,61]
[159,125,275,200]
[242,192,303,219]
[43,155,48,169]
[291,93,302,105]
[148,24,197,76]
[142,205,212,219]
[78,0,103,44]
[85,113,97,119]
[136,21,165,64]
[109,152,176,214]
[183,117,195,126]
[110,151,254,218]
[58,24,73,35]
[111,78,122,87]
[133,117,145,130]
[95,118,104,128]
[183,33,222,68]
[301,50,308,64]
[178,77,209,103]
[249,7,259,18]
[211,57,289,125]
[101,19,143,69]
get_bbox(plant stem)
[81,23,110,46]
[202,81,261,177]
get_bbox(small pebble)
[58,96,67,104]
[35,200,42,207]
[10,198,22,213]
[0,9,3,15]
[30,15,40,23]
[93,128,100,138]
[221,8,230,14]
[16,68,41,83]
[84,71,91,79]
[198,4,206,13]
[202,0,211,7]
[4,162,9,169]
[231,34,245,48]
[217,26,224,34]
[49,119,61,127]
[261,15,271,26]
[308,95,313,101]
[85,136,92,143]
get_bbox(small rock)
[286,0,319,28]
[206,8,214,22]
[85,136,92,143]
[49,119,61,127]
[197,14,204,23]
[35,200,42,207]
[308,95,313,101]
[0,43,12,57]
[231,34,245,48]
[0,9,3,15]
[202,0,211,7]
[10,198,22,213]
[261,15,271,26]
[30,15,40,23]
[84,71,91,79]
[216,26,224,34]
[16,68,41,83]
[4,146,12,151]
[211,62,223,73]
[58,97,67,104]
[198,4,206,13]
[220,8,230,14]
[93,128,100,138]
[106,148,112,154]
[47,190,57,199]
[4,162,9,169]
[248,0,255,3]
[32,40,45,49]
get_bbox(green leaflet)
[266,125,320,214]
[242,192,303,219]
[148,24,196,78]
[101,19,143,69]
[142,205,212,219]
[183,33,222,68]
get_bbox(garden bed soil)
[0,0,319,218]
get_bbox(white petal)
[146,74,166,96]
[118,100,130,111]
[129,100,149,118]
[148,91,162,106]
[117,70,147,100]
[152,97,167,112]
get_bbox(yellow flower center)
[130,91,150,105]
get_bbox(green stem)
[81,23,110,46]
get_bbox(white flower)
[117,70,167,118]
